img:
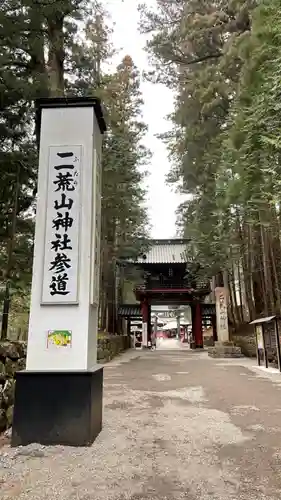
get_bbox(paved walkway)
[1,350,281,500]
[156,338,185,349]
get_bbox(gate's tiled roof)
[136,239,189,264]
[118,305,142,317]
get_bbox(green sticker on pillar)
[47,330,72,348]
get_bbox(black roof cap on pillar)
[35,96,107,134]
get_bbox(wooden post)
[255,326,261,366]
[275,319,281,372]
[176,314,181,340]
[141,298,148,348]
[262,325,268,368]
[154,315,158,335]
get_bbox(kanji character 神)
[52,211,73,232]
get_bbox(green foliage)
[141,0,281,319]
[139,0,251,273]
[97,55,150,331]
[101,56,150,256]
[0,1,149,336]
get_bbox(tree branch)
[183,52,223,66]
[163,51,222,68]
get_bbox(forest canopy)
[140,0,281,324]
[0,0,150,337]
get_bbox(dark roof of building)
[201,304,216,316]
[118,304,142,318]
[118,303,215,318]
[136,239,189,264]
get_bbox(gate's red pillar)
[141,298,148,348]
[192,302,203,348]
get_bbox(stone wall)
[203,336,214,347]
[97,335,131,363]
[0,335,130,432]
[208,341,243,358]
[204,330,256,354]
[232,334,256,358]
[0,341,26,433]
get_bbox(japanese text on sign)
[41,146,82,304]
[218,292,227,331]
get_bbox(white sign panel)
[142,322,148,347]
[256,325,264,349]
[41,145,82,304]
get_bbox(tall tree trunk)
[106,268,116,334]
[230,264,241,326]
[251,224,267,315]
[29,6,48,97]
[271,207,281,313]
[260,221,274,314]
[228,282,237,331]
[1,163,20,340]
[237,259,245,322]
[242,223,256,320]
[105,220,117,333]
[269,229,280,314]
[28,5,49,150]
[46,14,65,96]
[236,214,251,321]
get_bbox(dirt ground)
[1,349,281,500]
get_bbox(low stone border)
[208,341,243,358]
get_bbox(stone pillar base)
[11,367,103,447]
[203,337,215,347]
[208,341,243,358]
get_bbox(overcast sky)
[105,0,182,239]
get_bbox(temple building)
[118,239,217,348]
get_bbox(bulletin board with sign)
[250,316,281,371]
[256,324,266,367]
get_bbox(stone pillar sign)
[215,287,229,342]
[208,286,242,358]
[12,97,106,447]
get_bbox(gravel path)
[1,350,281,500]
